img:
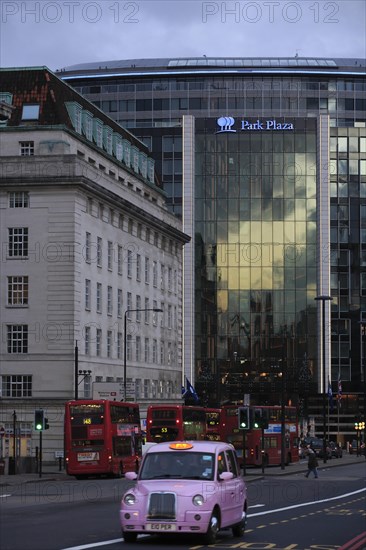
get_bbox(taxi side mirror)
[125,471,138,480]
[219,471,234,481]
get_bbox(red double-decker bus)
[205,408,222,441]
[220,405,299,467]
[65,400,142,478]
[146,404,206,442]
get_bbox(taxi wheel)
[232,509,247,537]
[203,509,220,544]
[123,532,137,543]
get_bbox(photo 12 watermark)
[202,1,340,24]
[1,1,140,24]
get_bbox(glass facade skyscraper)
[63,57,366,442]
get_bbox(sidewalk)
[0,453,364,488]
[244,452,366,478]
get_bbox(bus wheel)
[122,531,137,543]
[203,509,220,544]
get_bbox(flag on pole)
[185,377,199,403]
[337,376,342,407]
[328,379,333,412]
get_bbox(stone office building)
[0,67,189,463]
[62,57,366,443]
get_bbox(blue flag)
[328,380,333,412]
[186,377,199,403]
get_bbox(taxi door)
[217,449,244,527]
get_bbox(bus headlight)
[192,494,204,506]
[123,493,136,505]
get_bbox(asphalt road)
[0,459,365,550]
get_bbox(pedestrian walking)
[305,446,319,478]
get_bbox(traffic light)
[238,407,250,430]
[44,417,50,430]
[252,408,262,429]
[34,409,44,431]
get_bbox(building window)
[19,141,34,156]
[136,336,141,362]
[160,302,165,327]
[160,264,165,289]
[107,286,113,315]
[7,276,28,306]
[160,341,164,365]
[136,295,141,320]
[153,300,158,325]
[127,334,132,361]
[85,279,91,310]
[168,304,172,329]
[1,375,32,397]
[9,191,29,208]
[135,379,141,399]
[127,292,132,315]
[117,332,122,359]
[144,298,149,322]
[152,339,157,363]
[96,282,102,313]
[167,342,172,365]
[145,257,150,284]
[85,326,91,355]
[7,325,28,353]
[127,249,132,278]
[21,105,40,120]
[168,267,172,292]
[108,241,113,270]
[136,254,141,281]
[117,245,123,274]
[8,227,28,257]
[97,237,102,267]
[107,330,112,358]
[85,232,91,263]
[144,337,149,363]
[153,261,158,287]
[117,289,123,317]
[96,328,102,356]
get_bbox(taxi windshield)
[140,451,215,480]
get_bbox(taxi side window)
[225,450,239,477]
[217,453,227,478]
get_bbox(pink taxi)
[120,440,247,544]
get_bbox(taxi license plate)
[146,523,176,531]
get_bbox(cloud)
[0,0,365,70]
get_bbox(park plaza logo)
[216,116,294,133]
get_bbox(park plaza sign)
[216,116,294,133]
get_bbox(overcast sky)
[1,0,365,71]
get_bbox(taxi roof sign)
[169,442,193,450]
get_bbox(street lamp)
[359,321,366,459]
[123,308,163,401]
[314,295,333,464]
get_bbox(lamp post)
[74,341,79,400]
[314,295,333,464]
[359,321,366,459]
[123,308,163,401]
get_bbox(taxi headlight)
[123,493,136,505]
[193,494,204,506]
